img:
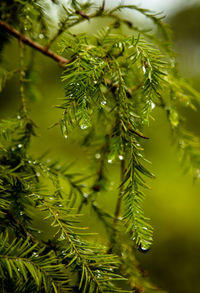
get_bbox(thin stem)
[113,159,125,225]
[0,20,68,66]
[19,39,28,118]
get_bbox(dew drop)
[17,115,21,120]
[196,169,200,178]
[83,193,88,198]
[108,159,112,164]
[20,211,24,216]
[81,124,88,130]
[36,172,40,177]
[18,144,23,148]
[142,66,146,74]
[95,153,101,159]
[94,81,98,84]
[137,243,150,253]
[151,102,156,109]
[64,135,68,139]
[119,155,124,160]
[101,100,107,106]
[39,33,44,39]
[28,160,32,164]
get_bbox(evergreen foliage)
[0,1,200,292]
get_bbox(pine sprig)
[36,199,129,293]
[0,233,70,292]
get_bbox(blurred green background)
[1,1,200,292]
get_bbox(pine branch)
[37,200,129,293]
[0,234,70,292]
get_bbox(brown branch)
[0,19,69,66]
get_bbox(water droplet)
[142,66,146,74]
[39,33,44,39]
[101,100,107,106]
[28,160,32,164]
[37,230,41,234]
[36,172,40,177]
[151,102,155,109]
[64,135,68,139]
[94,81,98,84]
[119,155,124,160]
[83,193,88,198]
[196,169,200,178]
[108,159,112,164]
[11,147,15,151]
[20,211,24,216]
[142,226,148,230]
[80,124,88,130]
[33,161,36,165]
[18,144,23,148]
[137,242,150,253]
[32,252,38,257]
[49,197,54,200]
[17,115,21,120]
[58,204,62,207]
[95,153,101,159]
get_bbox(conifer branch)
[0,20,68,66]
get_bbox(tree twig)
[0,20,68,66]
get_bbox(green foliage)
[0,0,200,292]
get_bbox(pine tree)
[0,1,200,292]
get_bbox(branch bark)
[0,20,69,66]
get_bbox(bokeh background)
[1,1,200,292]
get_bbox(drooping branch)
[0,20,69,66]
